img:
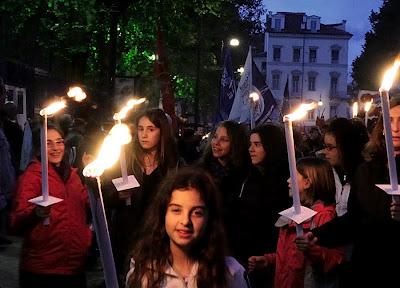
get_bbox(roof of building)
[267,12,353,37]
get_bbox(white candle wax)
[41,114,49,201]
[380,90,398,192]
[284,119,303,235]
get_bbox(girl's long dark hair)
[325,118,368,182]
[250,123,288,170]
[201,120,250,170]
[127,167,228,288]
[132,108,178,174]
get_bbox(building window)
[273,47,281,62]
[331,49,339,63]
[272,74,280,90]
[330,76,338,96]
[311,20,317,31]
[308,75,316,91]
[330,105,337,118]
[275,19,281,30]
[293,48,300,63]
[307,110,315,120]
[309,48,317,63]
[261,61,266,72]
[292,75,300,93]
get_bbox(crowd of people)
[2,76,400,287]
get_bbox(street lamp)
[229,38,240,47]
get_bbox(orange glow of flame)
[67,86,87,102]
[39,100,66,116]
[284,102,317,121]
[82,123,132,178]
[352,102,358,118]
[364,99,373,113]
[380,56,400,92]
[113,97,146,120]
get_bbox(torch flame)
[113,97,146,121]
[67,86,87,102]
[39,100,66,116]
[82,123,132,178]
[364,98,373,113]
[380,56,400,92]
[284,102,317,121]
[352,102,359,118]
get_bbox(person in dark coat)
[232,124,290,288]
[296,94,400,287]
[102,108,182,284]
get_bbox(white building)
[262,12,352,124]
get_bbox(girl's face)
[287,171,311,200]
[47,129,65,166]
[249,133,266,165]
[211,126,231,160]
[165,188,207,252]
[324,133,341,167]
[391,105,400,154]
[137,116,161,151]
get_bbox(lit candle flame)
[109,123,132,145]
[352,102,359,118]
[113,97,146,121]
[250,92,260,102]
[83,123,132,178]
[39,100,66,116]
[380,57,400,92]
[67,86,87,102]
[364,99,373,113]
[284,102,317,121]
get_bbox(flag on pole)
[228,46,276,126]
[213,45,236,125]
[155,24,177,131]
[281,77,290,117]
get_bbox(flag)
[155,24,177,131]
[213,45,236,125]
[281,77,290,117]
[252,62,276,126]
[228,46,276,126]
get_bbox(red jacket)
[265,202,344,288]
[10,161,92,275]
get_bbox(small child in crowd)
[248,157,344,288]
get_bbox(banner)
[213,45,236,125]
[229,46,276,126]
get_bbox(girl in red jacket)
[10,124,92,288]
[248,157,344,288]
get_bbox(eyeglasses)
[324,144,337,151]
[47,139,65,147]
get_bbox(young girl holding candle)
[103,108,182,283]
[9,124,92,288]
[298,94,400,287]
[248,157,344,288]
[125,167,248,288]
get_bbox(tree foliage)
[0,0,265,121]
[352,0,400,90]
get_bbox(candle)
[378,57,400,200]
[352,102,358,118]
[112,98,145,205]
[364,99,373,127]
[83,125,131,288]
[29,100,67,225]
[283,102,317,236]
[249,92,259,129]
